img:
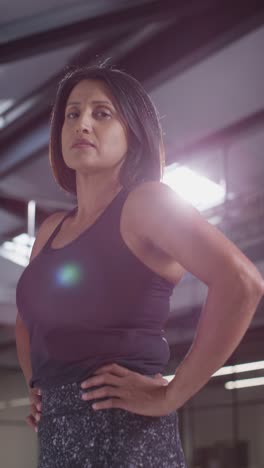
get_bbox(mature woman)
[16,64,263,467]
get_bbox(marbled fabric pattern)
[37,380,186,468]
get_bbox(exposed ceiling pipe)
[27,200,36,239]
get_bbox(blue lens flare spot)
[55,262,83,287]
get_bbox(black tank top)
[16,187,175,389]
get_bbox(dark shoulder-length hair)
[49,64,166,195]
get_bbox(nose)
[75,113,93,134]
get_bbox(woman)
[15,64,263,467]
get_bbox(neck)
[73,171,123,223]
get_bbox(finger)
[155,374,169,385]
[30,389,42,400]
[35,412,41,422]
[94,363,131,377]
[92,397,126,411]
[30,403,37,416]
[31,395,42,411]
[82,385,122,401]
[81,373,121,389]
[154,373,167,382]
[30,403,42,418]
[31,396,42,408]
[26,414,37,432]
[36,402,42,411]
[30,405,40,417]
[29,393,41,407]
[162,378,169,385]
[147,375,168,386]
[32,387,41,394]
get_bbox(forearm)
[15,320,32,390]
[166,274,263,410]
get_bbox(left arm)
[126,181,264,410]
[166,269,263,409]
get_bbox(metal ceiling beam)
[1,0,150,43]
[2,0,262,69]
[0,118,49,177]
[168,108,264,165]
[118,0,264,88]
[0,0,154,60]
[0,0,189,63]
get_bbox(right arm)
[15,211,66,430]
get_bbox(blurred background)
[1,1,264,467]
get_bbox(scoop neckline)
[44,187,126,253]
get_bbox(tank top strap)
[44,207,77,250]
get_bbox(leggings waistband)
[40,375,157,416]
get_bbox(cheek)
[106,124,128,152]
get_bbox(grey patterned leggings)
[37,380,186,468]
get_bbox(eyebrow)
[66,100,114,107]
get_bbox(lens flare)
[55,262,83,287]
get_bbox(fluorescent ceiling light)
[225,377,264,390]
[164,360,264,384]
[9,397,30,407]
[0,99,13,114]
[0,233,34,266]
[213,360,264,377]
[163,163,225,211]
[0,397,30,410]
[0,99,14,128]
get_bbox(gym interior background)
[1,1,264,467]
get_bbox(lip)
[71,139,96,149]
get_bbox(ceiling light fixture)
[163,163,225,211]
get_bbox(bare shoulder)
[120,180,187,242]
[29,210,67,262]
[120,181,187,284]
[121,180,262,288]
[120,180,187,254]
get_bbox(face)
[61,79,128,176]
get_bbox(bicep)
[130,182,260,287]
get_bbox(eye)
[65,108,112,120]
[95,109,111,118]
[66,111,79,119]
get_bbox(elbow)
[237,265,264,305]
[219,256,264,303]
